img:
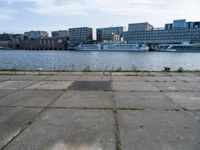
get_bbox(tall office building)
[96,26,126,42]
[165,19,200,30]
[52,30,69,38]
[69,27,93,46]
[128,23,154,31]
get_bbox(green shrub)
[177,67,184,72]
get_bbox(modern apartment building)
[123,20,200,44]
[24,31,48,39]
[96,26,126,42]
[165,19,200,30]
[69,27,93,46]
[52,30,69,38]
[0,33,13,48]
[128,22,154,31]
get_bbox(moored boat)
[158,43,200,52]
[76,42,149,52]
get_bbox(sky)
[0,0,200,36]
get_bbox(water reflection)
[0,50,200,71]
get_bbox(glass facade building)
[52,30,69,38]
[24,31,48,39]
[124,20,200,44]
[96,26,126,42]
[69,27,93,46]
[128,23,154,31]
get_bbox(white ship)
[76,42,149,51]
[158,43,200,52]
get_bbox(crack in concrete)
[0,87,64,150]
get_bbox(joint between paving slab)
[110,79,123,150]
[0,105,185,112]
[159,90,197,93]
[113,110,122,150]
[0,79,44,99]
[0,88,64,150]
[0,113,38,150]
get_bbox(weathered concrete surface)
[46,75,80,81]
[112,76,145,82]
[0,90,64,107]
[0,72,199,150]
[4,109,116,150]
[188,82,200,91]
[118,110,200,150]
[152,82,196,92]
[1,75,50,81]
[78,76,111,81]
[188,111,200,121]
[0,89,17,98]
[0,107,41,149]
[114,91,178,110]
[144,76,179,82]
[165,92,200,110]
[69,81,112,91]
[27,81,73,90]
[175,76,200,82]
[0,81,36,89]
[52,91,113,108]
[112,81,158,91]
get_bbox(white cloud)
[0,7,16,20]
[1,0,200,18]
[0,0,200,26]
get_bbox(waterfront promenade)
[0,71,200,150]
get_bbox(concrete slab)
[52,91,113,108]
[4,109,116,150]
[26,81,73,90]
[144,76,179,82]
[0,90,64,107]
[112,76,145,82]
[0,107,41,149]
[57,72,84,76]
[78,76,111,81]
[46,75,80,81]
[82,72,105,76]
[0,89,17,98]
[69,81,112,91]
[147,72,173,77]
[118,110,200,150]
[187,82,200,91]
[111,72,152,76]
[175,76,200,82]
[1,75,50,81]
[152,82,196,92]
[165,92,200,110]
[0,75,8,81]
[188,111,200,121]
[0,71,56,76]
[0,81,36,89]
[169,72,198,77]
[112,81,158,91]
[114,91,178,110]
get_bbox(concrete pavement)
[0,71,200,150]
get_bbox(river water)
[0,50,200,71]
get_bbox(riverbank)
[0,70,200,76]
[0,71,200,149]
